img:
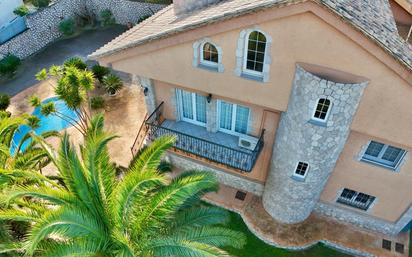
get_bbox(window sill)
[308,119,327,127]
[291,175,306,182]
[360,158,399,172]
[240,72,264,82]
[198,63,219,72]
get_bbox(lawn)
[221,211,352,257]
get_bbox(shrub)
[0,54,21,77]
[158,160,172,173]
[137,14,151,23]
[0,94,10,111]
[100,9,115,26]
[32,0,50,8]
[63,57,87,70]
[13,5,29,16]
[59,18,75,36]
[90,96,105,110]
[91,64,110,83]
[103,74,123,95]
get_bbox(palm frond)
[128,135,175,174]
[167,227,246,249]
[38,240,102,257]
[2,185,71,206]
[144,239,231,257]
[25,207,107,255]
[171,207,230,230]
[130,171,219,239]
[111,168,163,230]
[0,209,38,222]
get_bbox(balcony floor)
[161,120,251,153]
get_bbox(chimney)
[173,0,221,16]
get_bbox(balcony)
[145,102,265,172]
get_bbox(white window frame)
[192,38,224,72]
[311,98,332,123]
[200,42,219,69]
[361,141,407,170]
[292,162,309,180]
[242,30,267,78]
[177,89,207,127]
[217,100,250,136]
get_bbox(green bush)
[92,64,110,83]
[59,18,76,36]
[103,74,123,95]
[90,96,105,110]
[13,5,29,16]
[137,14,152,23]
[158,160,172,173]
[63,57,87,70]
[0,54,21,77]
[100,9,115,26]
[32,0,50,8]
[0,94,11,111]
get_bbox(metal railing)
[145,102,265,172]
[130,113,148,157]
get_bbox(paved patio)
[0,25,127,96]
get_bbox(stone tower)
[262,64,368,224]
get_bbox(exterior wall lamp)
[207,94,212,103]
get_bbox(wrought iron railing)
[145,102,265,172]
[130,113,148,157]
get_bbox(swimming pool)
[11,96,79,153]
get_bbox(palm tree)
[35,57,95,136]
[0,112,61,257]
[0,112,59,171]
[0,114,246,257]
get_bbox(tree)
[34,58,95,136]
[0,112,59,171]
[0,114,246,256]
[0,112,61,257]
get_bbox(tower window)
[292,162,309,181]
[312,98,331,122]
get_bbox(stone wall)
[315,201,412,235]
[0,0,165,59]
[85,0,164,25]
[262,65,368,224]
[164,152,265,196]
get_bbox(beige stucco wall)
[107,10,412,148]
[320,131,412,222]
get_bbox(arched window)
[201,42,219,66]
[244,31,267,74]
[312,98,331,121]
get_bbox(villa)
[90,0,412,256]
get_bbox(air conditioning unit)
[238,135,259,151]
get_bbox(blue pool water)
[11,97,79,153]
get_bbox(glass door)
[218,100,250,135]
[177,89,207,126]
